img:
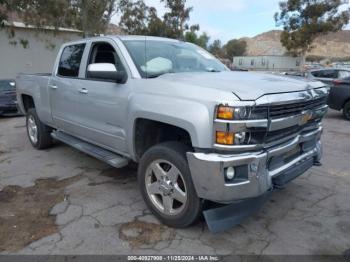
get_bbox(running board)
[51,131,129,168]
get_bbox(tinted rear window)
[311,70,337,78]
[0,80,15,91]
[57,44,85,77]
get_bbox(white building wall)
[0,27,81,79]
[233,56,301,71]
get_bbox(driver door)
[71,40,131,153]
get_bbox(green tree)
[76,0,117,37]
[275,0,350,56]
[118,0,199,41]
[161,0,192,39]
[118,0,150,35]
[0,0,7,27]
[196,32,210,49]
[147,7,167,36]
[1,0,116,36]
[183,24,208,48]
[118,0,169,36]
[224,39,247,59]
[209,39,225,58]
[184,26,210,49]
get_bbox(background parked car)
[328,76,350,120]
[0,79,20,116]
[303,63,323,71]
[281,71,306,77]
[306,68,350,85]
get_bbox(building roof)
[4,11,81,33]
[4,21,82,33]
[4,12,125,35]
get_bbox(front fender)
[127,93,215,159]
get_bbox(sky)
[113,0,350,44]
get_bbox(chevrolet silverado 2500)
[16,36,329,232]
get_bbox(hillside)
[242,30,350,58]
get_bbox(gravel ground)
[0,110,349,255]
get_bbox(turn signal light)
[217,106,234,120]
[216,131,234,145]
[333,80,342,85]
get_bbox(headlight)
[217,105,234,120]
[216,105,267,120]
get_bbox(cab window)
[86,42,125,75]
[57,44,85,77]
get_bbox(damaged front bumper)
[187,127,323,232]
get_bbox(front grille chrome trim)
[269,105,328,131]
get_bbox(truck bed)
[16,73,53,124]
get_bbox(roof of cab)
[61,35,183,48]
[112,35,181,42]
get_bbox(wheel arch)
[132,118,194,161]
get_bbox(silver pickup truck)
[16,36,329,232]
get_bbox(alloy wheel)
[145,159,188,216]
[27,115,38,144]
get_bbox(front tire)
[26,108,53,149]
[343,101,350,121]
[138,142,202,228]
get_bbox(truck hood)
[157,71,325,101]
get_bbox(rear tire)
[343,101,350,121]
[138,142,202,228]
[26,108,53,149]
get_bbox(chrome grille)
[262,96,327,145]
[268,96,327,119]
[265,126,300,144]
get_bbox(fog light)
[216,131,234,145]
[225,167,235,180]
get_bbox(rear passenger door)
[49,42,88,135]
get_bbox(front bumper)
[187,127,322,204]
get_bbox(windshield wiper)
[146,73,165,78]
[146,71,173,78]
[206,68,221,72]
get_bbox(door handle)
[78,88,88,94]
[49,85,58,89]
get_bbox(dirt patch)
[337,221,350,233]
[0,148,10,155]
[101,166,136,179]
[101,167,137,181]
[0,175,82,252]
[119,221,175,249]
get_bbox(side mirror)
[87,63,127,84]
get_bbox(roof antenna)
[145,35,147,79]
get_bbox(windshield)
[122,40,228,78]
